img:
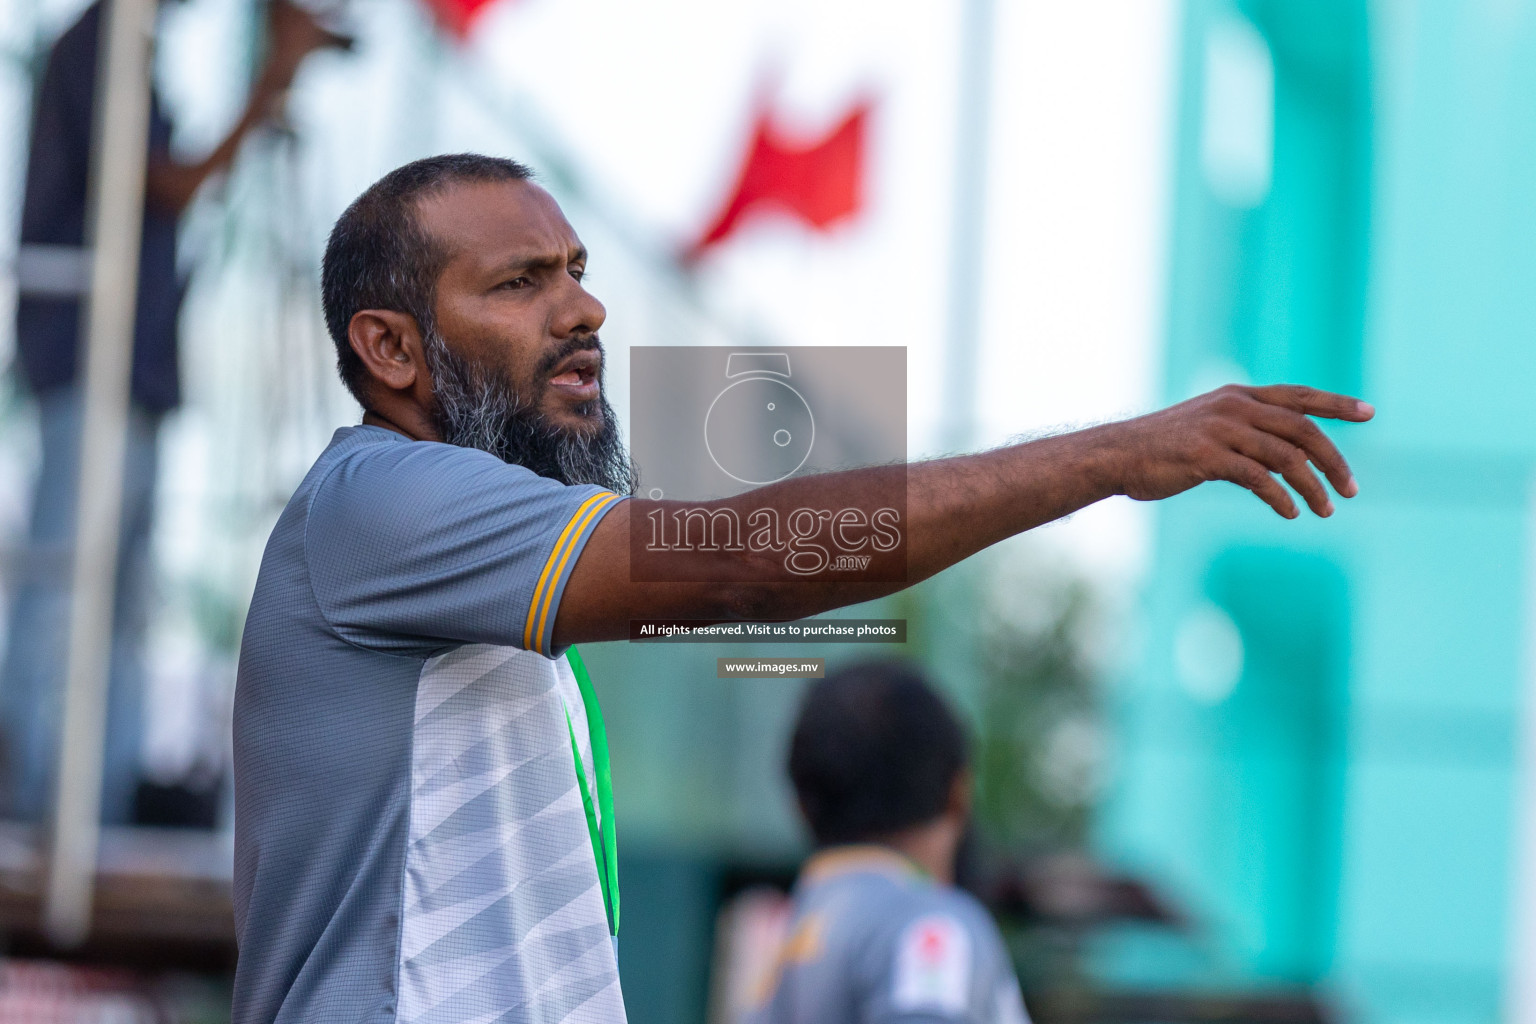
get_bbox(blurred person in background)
[1,0,342,824]
[745,660,1030,1024]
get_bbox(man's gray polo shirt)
[745,847,1031,1024]
[233,425,624,1024]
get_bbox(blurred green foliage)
[970,552,1104,855]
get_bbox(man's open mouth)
[548,350,601,400]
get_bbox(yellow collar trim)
[801,845,921,884]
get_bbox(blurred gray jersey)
[745,847,1031,1024]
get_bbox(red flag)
[688,96,871,259]
[424,0,502,37]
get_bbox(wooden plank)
[0,825,233,946]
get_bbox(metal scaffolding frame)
[45,0,155,946]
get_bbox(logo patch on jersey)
[892,914,971,1014]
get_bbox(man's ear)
[348,309,425,395]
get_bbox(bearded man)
[233,153,1373,1024]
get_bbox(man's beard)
[423,329,638,494]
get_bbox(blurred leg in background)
[0,386,159,825]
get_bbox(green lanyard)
[563,647,619,937]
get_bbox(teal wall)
[1103,2,1536,1021]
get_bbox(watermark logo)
[641,505,900,576]
[705,353,816,485]
[629,346,906,583]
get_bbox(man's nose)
[553,278,606,338]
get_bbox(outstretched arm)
[553,384,1373,647]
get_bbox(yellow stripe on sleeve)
[524,492,613,652]
[533,492,618,652]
